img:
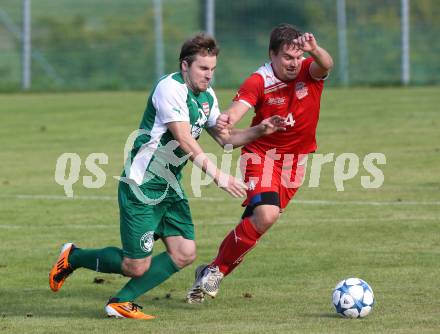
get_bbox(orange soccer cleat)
[105,298,155,320]
[49,242,76,292]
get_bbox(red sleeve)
[232,73,264,108]
[301,56,327,81]
[301,57,314,80]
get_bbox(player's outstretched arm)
[207,115,286,148]
[293,32,333,79]
[166,121,247,198]
[215,101,250,131]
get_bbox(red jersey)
[233,57,325,155]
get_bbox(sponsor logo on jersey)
[140,231,154,253]
[202,102,210,116]
[266,96,287,106]
[191,112,207,138]
[295,82,308,99]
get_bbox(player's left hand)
[259,115,286,135]
[293,32,318,53]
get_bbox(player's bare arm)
[208,115,286,148]
[293,32,333,79]
[215,100,250,131]
[166,121,247,198]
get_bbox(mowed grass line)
[0,87,439,333]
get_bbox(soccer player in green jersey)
[49,33,285,319]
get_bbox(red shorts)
[240,150,307,209]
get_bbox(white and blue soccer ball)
[332,277,374,318]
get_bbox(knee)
[122,260,150,278]
[170,249,196,269]
[252,207,280,234]
[181,251,197,267]
[128,267,148,278]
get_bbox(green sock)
[114,252,179,302]
[68,247,123,274]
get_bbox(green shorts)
[118,181,194,259]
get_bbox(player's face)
[182,54,217,94]
[270,44,304,81]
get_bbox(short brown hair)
[179,33,219,70]
[269,23,302,55]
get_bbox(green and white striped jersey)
[123,72,220,190]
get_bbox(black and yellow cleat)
[49,242,76,292]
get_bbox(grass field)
[0,87,439,333]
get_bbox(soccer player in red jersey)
[186,24,333,303]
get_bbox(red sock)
[211,217,262,276]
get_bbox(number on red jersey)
[285,112,295,127]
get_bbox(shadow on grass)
[301,313,341,319]
[3,285,202,320]
[1,288,105,319]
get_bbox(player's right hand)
[215,172,247,198]
[292,32,318,53]
[215,113,231,131]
